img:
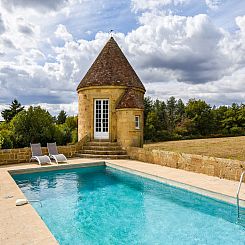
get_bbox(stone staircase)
[76,141,129,159]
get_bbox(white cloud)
[0,0,245,120]
[205,0,222,10]
[0,13,6,34]
[55,24,73,41]
[124,13,230,84]
[236,16,245,34]
[145,66,245,106]
[131,0,190,12]
[30,102,78,117]
[1,0,69,12]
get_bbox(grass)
[144,136,245,161]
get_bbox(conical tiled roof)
[116,88,144,109]
[77,37,145,91]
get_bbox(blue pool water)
[13,166,245,244]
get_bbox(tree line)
[0,100,78,149]
[0,97,244,149]
[144,96,245,141]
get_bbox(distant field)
[144,136,245,161]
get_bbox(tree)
[166,96,177,134]
[222,103,245,135]
[12,106,55,147]
[65,116,78,130]
[1,99,24,122]
[185,99,214,135]
[144,97,153,126]
[153,99,167,131]
[53,116,78,145]
[0,134,4,149]
[176,99,185,123]
[0,130,13,149]
[53,124,72,145]
[57,110,67,124]
[144,111,159,141]
[212,105,228,133]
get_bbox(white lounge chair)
[47,142,67,164]
[30,143,51,165]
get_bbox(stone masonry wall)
[0,144,79,165]
[127,147,245,181]
[116,109,144,148]
[78,86,125,142]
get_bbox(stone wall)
[127,147,245,181]
[0,144,79,165]
[78,86,125,142]
[116,108,144,148]
[77,86,145,149]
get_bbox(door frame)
[93,99,110,140]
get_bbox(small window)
[135,116,140,129]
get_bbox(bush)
[230,126,244,135]
[65,116,78,130]
[53,124,72,145]
[0,130,14,149]
[0,134,4,149]
[71,129,78,144]
[12,106,55,147]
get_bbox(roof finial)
[109,30,114,38]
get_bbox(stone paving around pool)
[0,158,244,244]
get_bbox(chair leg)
[53,156,58,164]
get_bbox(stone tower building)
[77,37,145,148]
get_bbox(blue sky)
[0,0,245,117]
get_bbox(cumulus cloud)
[18,24,34,35]
[0,13,6,34]
[236,16,245,34]
[33,102,78,117]
[0,0,245,121]
[1,0,69,12]
[125,13,230,84]
[0,37,16,49]
[55,24,73,41]
[131,0,190,12]
[205,0,222,10]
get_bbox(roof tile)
[77,37,145,91]
[116,89,144,109]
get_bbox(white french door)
[94,99,109,139]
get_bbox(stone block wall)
[77,86,145,149]
[78,86,125,142]
[127,147,245,181]
[116,108,144,148]
[0,144,79,165]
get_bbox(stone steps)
[86,141,119,146]
[76,153,129,159]
[82,145,123,151]
[81,149,127,155]
[77,141,129,160]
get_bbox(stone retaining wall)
[127,147,245,181]
[0,144,79,165]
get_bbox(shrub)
[0,130,14,149]
[71,129,78,144]
[53,124,72,145]
[230,126,244,135]
[12,106,55,147]
[0,134,4,149]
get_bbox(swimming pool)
[13,165,245,244]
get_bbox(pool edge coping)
[10,160,245,208]
[105,162,245,208]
